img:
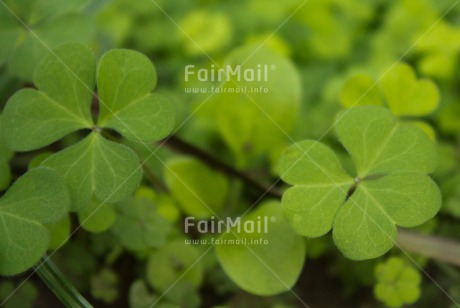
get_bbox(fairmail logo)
[184,64,275,82]
[184,215,275,234]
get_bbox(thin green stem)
[160,135,283,198]
[140,160,169,193]
[35,256,93,308]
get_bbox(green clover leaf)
[129,280,157,308]
[2,43,96,151]
[340,73,384,108]
[90,268,119,303]
[147,240,204,293]
[0,168,70,275]
[415,21,460,79]
[336,106,436,176]
[380,63,439,117]
[96,49,175,141]
[1,43,176,211]
[374,257,422,307]
[279,106,441,260]
[77,198,116,234]
[215,201,306,296]
[211,46,301,163]
[40,133,143,211]
[111,188,171,251]
[46,216,71,250]
[0,0,93,80]
[164,157,229,219]
[0,115,13,191]
[178,10,233,56]
[340,63,440,117]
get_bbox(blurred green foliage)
[374,257,422,307]
[1,0,460,307]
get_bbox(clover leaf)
[96,48,175,141]
[215,201,306,295]
[380,63,439,116]
[374,257,422,307]
[0,115,13,191]
[41,133,143,212]
[211,46,301,163]
[147,240,204,293]
[0,168,70,275]
[1,43,176,211]
[340,63,440,117]
[164,157,229,219]
[179,10,233,56]
[279,106,441,260]
[90,268,119,303]
[129,280,157,308]
[0,0,93,80]
[46,216,71,250]
[415,21,460,79]
[111,188,171,251]
[340,73,384,108]
[77,199,116,234]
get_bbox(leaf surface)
[280,106,441,260]
[1,44,95,151]
[8,14,94,81]
[147,240,204,292]
[111,189,171,251]
[215,201,306,295]
[340,73,382,108]
[335,106,436,177]
[97,49,175,142]
[279,140,353,237]
[41,133,142,211]
[165,157,228,218]
[0,168,70,275]
[213,46,301,161]
[380,63,439,116]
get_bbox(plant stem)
[35,256,93,308]
[397,230,460,267]
[160,136,283,198]
[141,160,169,193]
[164,136,460,267]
